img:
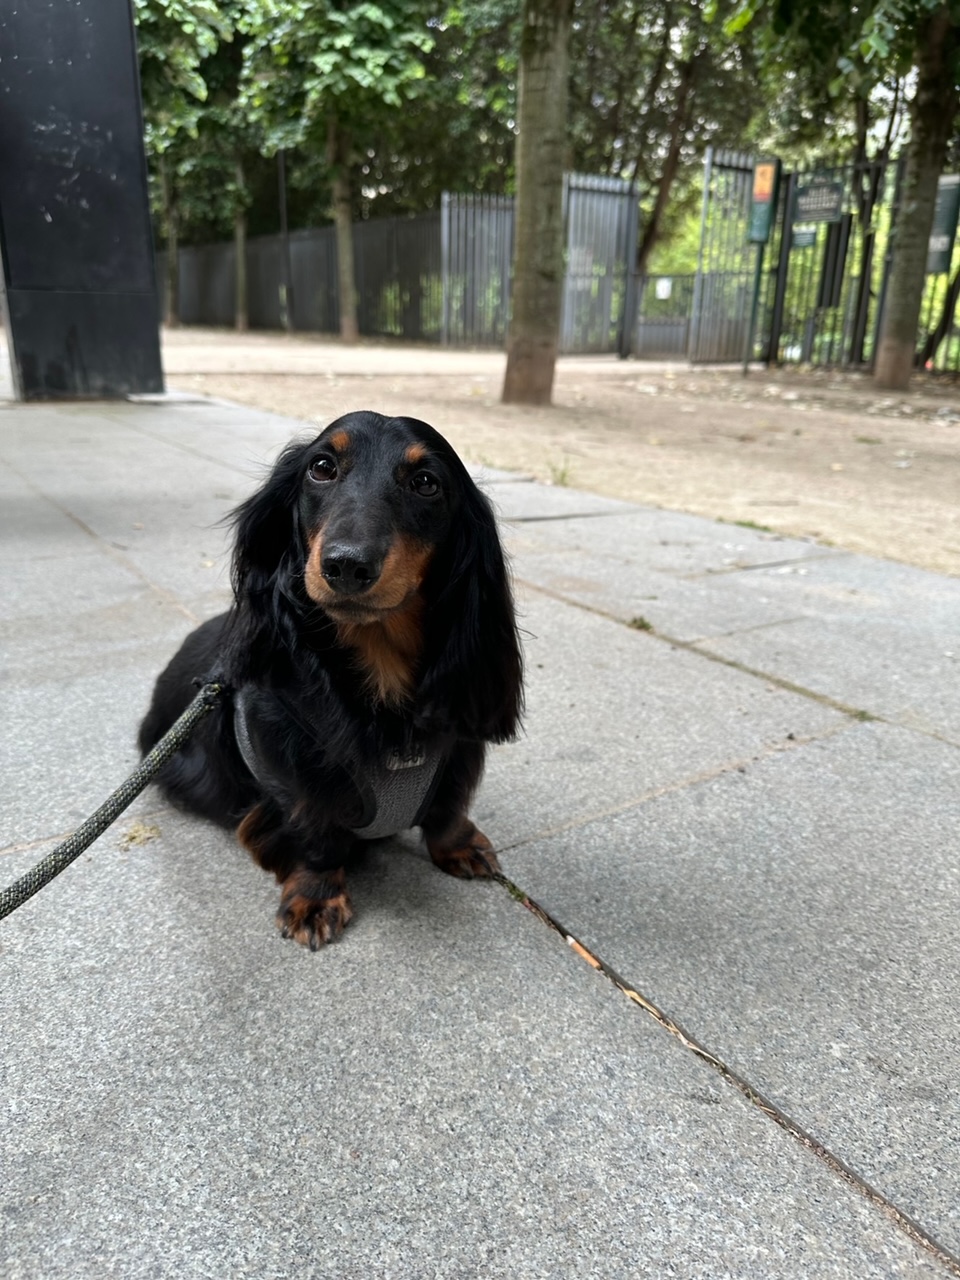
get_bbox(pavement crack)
[681,549,847,578]
[516,577,878,725]
[496,721,850,856]
[505,508,631,524]
[682,615,809,643]
[495,869,960,1277]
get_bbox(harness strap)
[349,739,446,840]
[233,688,444,841]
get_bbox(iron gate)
[688,149,767,363]
[687,148,899,369]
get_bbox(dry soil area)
[162,328,960,577]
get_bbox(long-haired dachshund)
[139,411,523,948]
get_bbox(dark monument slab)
[0,0,163,398]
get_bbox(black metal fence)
[560,174,639,354]
[160,174,639,355]
[159,154,960,372]
[765,159,896,368]
[441,193,513,346]
[683,147,960,374]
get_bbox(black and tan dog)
[139,412,524,947]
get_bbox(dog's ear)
[230,440,308,616]
[417,478,524,743]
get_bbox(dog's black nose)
[321,546,382,594]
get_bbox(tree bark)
[234,160,248,333]
[328,117,359,344]
[874,6,960,389]
[502,0,573,406]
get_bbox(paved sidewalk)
[2,394,959,1278]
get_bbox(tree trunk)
[502,0,573,406]
[874,6,960,389]
[328,117,359,344]
[234,161,248,333]
[159,158,180,329]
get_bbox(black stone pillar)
[0,0,163,399]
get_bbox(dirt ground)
[162,328,960,577]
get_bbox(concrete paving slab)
[0,821,945,1279]
[0,460,97,562]
[503,499,960,742]
[507,532,813,644]
[503,719,960,1257]
[693,558,960,744]
[502,501,845,646]
[0,407,242,602]
[1,659,175,843]
[477,588,844,848]
[485,478,635,521]
[504,499,833,575]
[3,397,960,1276]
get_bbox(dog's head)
[230,412,523,741]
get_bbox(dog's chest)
[233,688,444,840]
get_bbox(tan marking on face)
[404,442,427,465]
[374,534,434,609]
[303,527,326,604]
[304,531,433,617]
[336,594,425,706]
[302,532,434,703]
[328,429,351,453]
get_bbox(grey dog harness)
[233,688,444,840]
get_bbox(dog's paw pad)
[277,869,353,948]
[428,824,501,879]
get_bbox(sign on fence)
[793,181,844,224]
[748,159,780,244]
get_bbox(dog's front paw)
[427,819,501,879]
[277,868,354,949]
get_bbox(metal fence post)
[767,168,796,365]
[618,188,641,359]
[440,192,451,346]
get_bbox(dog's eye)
[410,471,440,498]
[308,457,338,483]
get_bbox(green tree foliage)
[357,2,520,212]
[726,1,960,386]
[238,0,435,337]
[569,1,761,269]
[133,0,960,366]
[135,0,230,150]
[135,0,233,324]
